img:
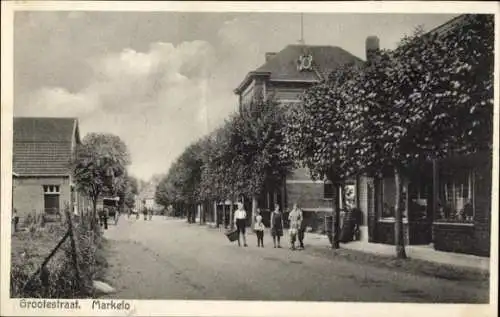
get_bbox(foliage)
[283,14,493,256]
[72,133,131,218]
[230,99,294,197]
[283,63,362,182]
[157,99,293,211]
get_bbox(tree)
[283,63,362,248]
[230,99,294,226]
[119,175,139,211]
[72,133,131,225]
[345,14,493,258]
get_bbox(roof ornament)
[297,54,313,71]
[296,13,313,72]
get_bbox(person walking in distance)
[12,208,19,232]
[254,209,265,247]
[103,207,109,230]
[298,206,307,249]
[288,203,303,250]
[234,202,248,247]
[270,204,284,248]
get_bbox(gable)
[13,117,77,176]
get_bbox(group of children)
[234,202,306,250]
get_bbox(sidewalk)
[305,231,490,272]
[205,222,490,272]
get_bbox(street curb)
[178,218,489,273]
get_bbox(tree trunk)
[214,201,218,227]
[394,167,407,259]
[251,195,258,228]
[332,183,341,249]
[92,197,98,229]
[229,199,234,228]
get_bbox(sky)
[14,11,458,181]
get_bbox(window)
[324,181,334,200]
[43,185,60,194]
[343,183,357,210]
[43,185,60,214]
[437,169,475,222]
[378,177,408,219]
[408,181,429,220]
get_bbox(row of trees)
[155,99,294,225]
[72,133,137,225]
[155,14,493,257]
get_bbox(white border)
[1,2,499,317]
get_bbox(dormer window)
[297,54,313,71]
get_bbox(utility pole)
[299,13,305,45]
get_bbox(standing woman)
[270,204,284,248]
[234,202,248,247]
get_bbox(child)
[254,212,265,247]
[288,203,303,250]
[270,204,284,248]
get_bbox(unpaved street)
[101,217,488,302]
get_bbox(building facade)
[234,44,366,232]
[12,117,87,220]
[234,14,492,256]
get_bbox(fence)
[11,203,102,298]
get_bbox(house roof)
[235,45,364,93]
[426,14,466,38]
[13,117,80,176]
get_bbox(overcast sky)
[14,11,457,180]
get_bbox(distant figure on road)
[143,207,148,221]
[234,202,248,247]
[149,210,153,221]
[270,204,284,248]
[288,203,303,250]
[298,207,307,249]
[103,207,109,230]
[12,208,19,232]
[254,209,265,247]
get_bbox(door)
[44,194,60,214]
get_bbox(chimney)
[365,36,380,62]
[265,52,277,62]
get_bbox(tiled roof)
[235,45,363,93]
[256,45,364,82]
[13,117,78,176]
[426,14,465,38]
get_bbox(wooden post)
[65,205,81,289]
[214,201,218,228]
[394,167,407,259]
[22,231,70,292]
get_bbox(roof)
[13,117,79,176]
[426,14,466,38]
[235,45,364,93]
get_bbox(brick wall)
[433,160,491,257]
[12,176,70,219]
[433,223,476,254]
[373,221,410,245]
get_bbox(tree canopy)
[72,133,131,218]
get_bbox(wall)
[286,167,332,232]
[433,159,492,257]
[12,176,70,219]
[266,81,312,102]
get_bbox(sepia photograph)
[1,2,498,316]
